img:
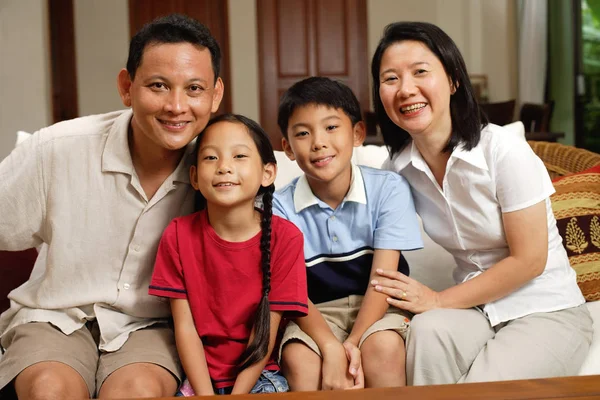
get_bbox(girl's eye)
[326,125,338,131]
[234,154,248,159]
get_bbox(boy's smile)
[282,104,365,207]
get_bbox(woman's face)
[378,40,454,139]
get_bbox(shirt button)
[123,283,131,290]
[330,216,336,221]
[132,244,140,252]
[332,236,338,242]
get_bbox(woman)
[370,21,592,385]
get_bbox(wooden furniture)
[480,99,516,126]
[520,101,554,132]
[528,140,600,179]
[525,131,565,142]
[144,375,600,399]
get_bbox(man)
[0,14,223,399]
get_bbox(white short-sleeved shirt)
[385,123,585,326]
[0,109,195,351]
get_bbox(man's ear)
[189,165,200,190]
[262,162,277,188]
[211,77,225,113]
[117,69,133,108]
[281,138,296,161]
[353,121,366,147]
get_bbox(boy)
[273,77,423,390]
[0,14,223,399]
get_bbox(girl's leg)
[406,308,494,385]
[460,304,593,383]
[360,330,406,387]
[280,341,322,391]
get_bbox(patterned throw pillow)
[551,165,600,301]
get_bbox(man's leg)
[0,322,97,400]
[406,308,494,385]
[96,324,181,399]
[460,304,593,383]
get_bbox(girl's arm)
[296,300,362,390]
[346,249,400,346]
[374,200,548,313]
[170,298,214,396]
[232,311,283,394]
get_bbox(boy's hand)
[342,341,364,389]
[321,342,355,390]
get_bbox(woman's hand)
[371,268,441,314]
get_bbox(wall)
[0,0,52,161]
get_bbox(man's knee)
[98,363,177,399]
[15,362,89,400]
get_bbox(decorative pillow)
[551,164,600,301]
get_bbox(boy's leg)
[358,306,411,388]
[280,322,324,391]
[0,322,98,399]
[96,323,182,399]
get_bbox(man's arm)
[232,311,283,394]
[170,298,214,396]
[346,249,400,346]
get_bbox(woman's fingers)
[375,268,411,283]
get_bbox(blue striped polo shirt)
[273,164,423,304]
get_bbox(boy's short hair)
[277,77,363,138]
[126,14,221,83]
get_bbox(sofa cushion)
[551,164,600,301]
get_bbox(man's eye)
[149,82,167,90]
[189,85,205,92]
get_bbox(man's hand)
[320,342,355,390]
[342,341,364,389]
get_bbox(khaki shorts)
[0,321,182,398]
[279,295,411,360]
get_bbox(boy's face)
[282,104,365,190]
[117,42,224,154]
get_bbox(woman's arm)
[170,298,214,396]
[374,200,548,313]
[295,301,363,389]
[232,311,283,394]
[346,249,399,345]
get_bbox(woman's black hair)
[192,114,276,371]
[371,21,488,157]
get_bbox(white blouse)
[386,124,585,326]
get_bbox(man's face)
[118,42,224,153]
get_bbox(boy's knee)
[361,330,404,361]
[281,341,319,371]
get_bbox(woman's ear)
[262,162,277,187]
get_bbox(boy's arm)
[171,298,214,396]
[296,300,360,390]
[346,249,400,346]
[232,311,283,394]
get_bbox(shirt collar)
[101,109,191,183]
[293,164,367,213]
[391,139,488,172]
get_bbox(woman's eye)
[383,76,397,83]
[415,69,428,75]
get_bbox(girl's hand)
[342,341,364,389]
[371,268,441,314]
[321,342,355,390]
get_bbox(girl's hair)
[192,114,276,371]
[371,22,488,158]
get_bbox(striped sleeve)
[149,219,187,299]
[269,222,308,317]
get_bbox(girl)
[370,22,593,385]
[149,114,308,395]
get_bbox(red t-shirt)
[149,210,308,388]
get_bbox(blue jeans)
[176,370,289,396]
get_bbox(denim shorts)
[176,370,289,396]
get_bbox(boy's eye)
[294,131,309,137]
[203,155,217,160]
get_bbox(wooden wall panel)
[257,0,368,149]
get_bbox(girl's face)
[190,121,276,209]
[378,40,454,140]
